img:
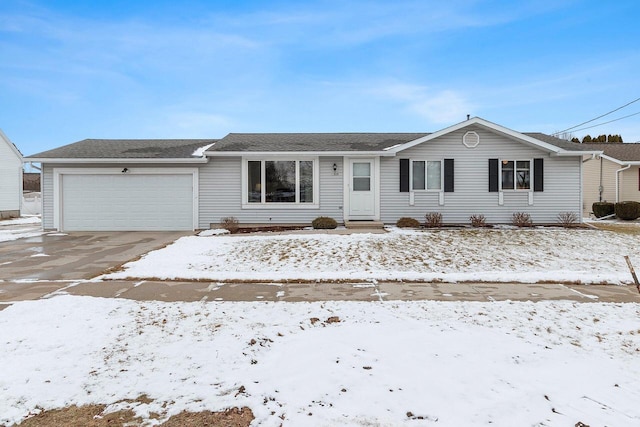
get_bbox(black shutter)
[534,158,544,192]
[400,159,409,192]
[444,159,454,192]
[488,159,499,192]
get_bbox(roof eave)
[551,150,603,157]
[204,150,396,157]
[24,157,209,164]
[599,153,640,165]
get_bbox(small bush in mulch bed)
[511,212,532,227]
[592,202,615,218]
[424,212,443,228]
[312,216,338,229]
[614,201,640,220]
[557,212,579,228]
[396,217,421,228]
[469,214,486,227]
[220,216,240,234]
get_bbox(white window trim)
[241,157,320,209]
[409,159,443,192]
[499,159,533,192]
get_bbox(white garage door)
[62,173,194,231]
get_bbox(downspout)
[599,156,603,202]
[615,164,631,203]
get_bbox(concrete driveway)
[0,231,191,303]
[0,231,191,281]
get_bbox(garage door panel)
[62,174,194,231]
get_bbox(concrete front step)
[344,220,385,229]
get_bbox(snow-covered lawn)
[106,227,640,284]
[1,296,639,426]
[0,216,42,242]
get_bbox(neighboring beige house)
[0,129,23,219]
[583,143,640,216]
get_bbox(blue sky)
[2,0,640,155]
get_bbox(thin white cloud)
[203,0,572,48]
[370,82,474,124]
[149,111,234,138]
[410,91,474,124]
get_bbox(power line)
[568,110,640,133]
[553,96,640,135]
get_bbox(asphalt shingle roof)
[570,142,640,161]
[210,132,598,153]
[208,133,429,152]
[27,139,217,159]
[522,133,600,152]
[26,130,603,160]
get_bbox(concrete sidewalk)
[2,279,639,306]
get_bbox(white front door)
[349,159,376,219]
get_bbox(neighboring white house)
[582,143,640,215]
[27,117,601,232]
[0,129,23,219]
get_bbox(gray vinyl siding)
[199,156,344,228]
[42,165,54,229]
[380,126,582,224]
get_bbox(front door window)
[352,162,371,191]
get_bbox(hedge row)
[593,201,640,220]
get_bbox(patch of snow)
[0,216,43,241]
[191,142,216,157]
[0,296,639,426]
[0,216,41,226]
[198,228,230,236]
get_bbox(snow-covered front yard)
[106,226,640,284]
[1,296,639,426]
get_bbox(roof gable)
[388,117,597,155]
[0,129,23,160]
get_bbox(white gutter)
[27,162,42,171]
[551,150,602,157]
[615,164,631,203]
[205,151,397,157]
[24,157,209,164]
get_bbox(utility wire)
[568,110,640,133]
[552,96,640,135]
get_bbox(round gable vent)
[463,131,480,148]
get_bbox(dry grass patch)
[161,407,254,427]
[12,404,141,427]
[590,223,640,236]
[12,405,254,427]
